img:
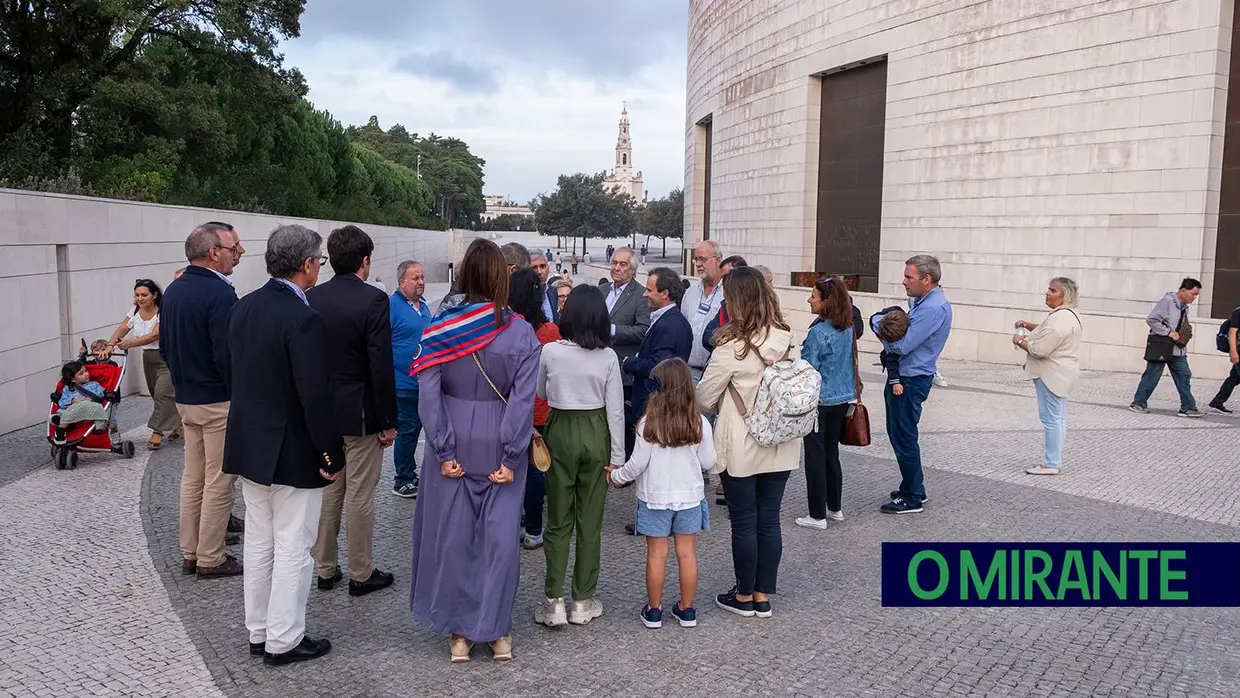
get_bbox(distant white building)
[480,194,533,223]
[603,105,645,203]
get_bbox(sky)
[281,0,689,203]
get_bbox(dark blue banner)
[881,542,1240,607]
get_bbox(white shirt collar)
[275,278,308,305]
[207,267,235,287]
[650,304,674,323]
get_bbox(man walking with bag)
[1130,278,1204,418]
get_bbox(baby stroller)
[47,339,136,469]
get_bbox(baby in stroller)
[48,340,136,469]
[57,360,119,440]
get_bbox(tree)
[637,188,684,257]
[477,214,535,231]
[534,173,637,254]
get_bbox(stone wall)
[0,189,453,434]
[685,0,1233,317]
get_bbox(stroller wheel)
[50,445,58,460]
[55,448,67,470]
[68,451,79,470]
[123,441,135,459]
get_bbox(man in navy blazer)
[622,267,693,447]
[224,224,345,667]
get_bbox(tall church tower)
[604,103,644,202]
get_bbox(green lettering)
[1011,547,1020,599]
[961,551,1006,600]
[1159,550,1188,601]
[1092,550,1126,599]
[1023,550,1055,600]
[908,551,949,600]
[1129,550,1157,600]
[1057,550,1091,601]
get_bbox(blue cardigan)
[160,266,238,405]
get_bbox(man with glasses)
[683,240,727,382]
[161,221,246,579]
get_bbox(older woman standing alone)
[1013,277,1083,476]
[409,238,541,663]
[103,279,181,450]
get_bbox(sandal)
[147,433,162,451]
[449,634,473,663]
[168,429,182,441]
[489,635,513,661]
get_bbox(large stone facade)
[684,0,1237,376]
[0,189,453,433]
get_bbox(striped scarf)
[410,301,513,375]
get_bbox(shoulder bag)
[841,330,871,447]
[473,354,552,472]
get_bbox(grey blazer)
[600,279,651,386]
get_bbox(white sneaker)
[825,510,844,522]
[795,516,829,530]
[535,597,567,627]
[569,598,604,625]
[932,372,948,387]
[1025,466,1061,476]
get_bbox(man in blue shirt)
[390,260,432,498]
[869,254,952,514]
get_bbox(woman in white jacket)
[1014,277,1083,476]
[696,267,799,620]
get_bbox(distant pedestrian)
[1013,278,1082,476]
[572,254,579,275]
[1130,278,1204,417]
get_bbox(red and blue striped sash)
[410,302,513,375]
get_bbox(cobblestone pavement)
[2,357,1240,696]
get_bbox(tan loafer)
[489,635,512,661]
[449,634,473,663]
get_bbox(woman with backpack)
[695,266,800,619]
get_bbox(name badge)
[698,301,711,315]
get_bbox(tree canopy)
[0,1,485,230]
[533,172,636,253]
[637,188,684,256]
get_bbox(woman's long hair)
[458,238,509,327]
[813,275,852,331]
[134,278,164,310]
[712,266,789,360]
[641,358,702,448]
[508,267,548,329]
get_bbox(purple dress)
[411,318,540,642]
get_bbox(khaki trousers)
[314,434,384,582]
[142,350,181,434]
[176,402,235,567]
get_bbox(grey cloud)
[298,0,685,83]
[394,51,498,93]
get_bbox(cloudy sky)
[282,0,689,203]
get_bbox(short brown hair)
[459,238,509,328]
[641,359,703,448]
[877,309,909,342]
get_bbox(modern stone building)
[684,0,1240,328]
[604,105,646,202]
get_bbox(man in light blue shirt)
[869,254,952,514]
[389,261,432,498]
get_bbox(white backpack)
[726,345,822,447]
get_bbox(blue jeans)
[523,426,547,536]
[1133,356,1197,411]
[1034,378,1067,468]
[394,391,422,488]
[884,374,933,505]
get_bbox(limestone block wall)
[0,189,453,434]
[685,0,1233,317]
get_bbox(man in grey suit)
[598,247,650,458]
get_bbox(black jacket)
[545,283,559,323]
[159,265,238,404]
[624,306,693,422]
[306,274,399,436]
[222,279,345,488]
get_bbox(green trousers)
[542,408,610,600]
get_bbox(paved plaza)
[2,355,1240,697]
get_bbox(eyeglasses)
[692,256,714,263]
[212,243,240,255]
[315,255,328,265]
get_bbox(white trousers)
[241,478,323,654]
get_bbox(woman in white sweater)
[535,285,626,628]
[696,267,800,620]
[1014,277,1083,476]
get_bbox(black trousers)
[1212,363,1240,406]
[802,404,849,518]
[721,470,791,596]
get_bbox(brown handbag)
[841,330,871,447]
[473,355,552,472]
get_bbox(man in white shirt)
[681,240,726,382]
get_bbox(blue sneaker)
[881,497,924,514]
[671,602,697,627]
[641,604,663,629]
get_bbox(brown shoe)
[181,559,197,575]
[489,635,513,661]
[227,514,245,533]
[196,554,243,578]
[147,433,162,451]
[449,634,473,663]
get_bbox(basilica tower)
[603,104,645,202]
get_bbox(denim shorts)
[635,499,710,537]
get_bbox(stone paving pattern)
[3,353,1240,696]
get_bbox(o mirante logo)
[881,543,1240,607]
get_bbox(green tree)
[637,188,684,257]
[534,172,636,255]
[477,213,535,231]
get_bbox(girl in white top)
[534,285,625,628]
[104,278,182,449]
[607,358,715,629]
